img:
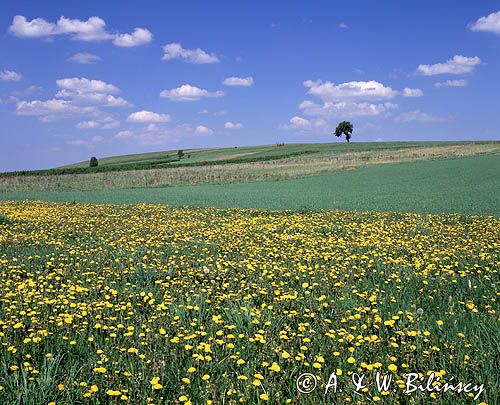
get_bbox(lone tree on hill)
[177,150,185,159]
[89,156,98,167]
[334,121,353,143]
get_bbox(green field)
[3,154,499,216]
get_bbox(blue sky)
[1,0,499,171]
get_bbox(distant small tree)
[177,150,185,159]
[334,121,354,143]
[89,156,98,167]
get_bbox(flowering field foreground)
[0,201,498,404]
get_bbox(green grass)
[3,154,499,216]
[59,141,447,169]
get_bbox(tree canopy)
[334,121,353,143]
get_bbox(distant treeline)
[0,150,319,178]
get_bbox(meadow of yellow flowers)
[0,201,498,404]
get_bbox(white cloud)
[299,100,398,118]
[468,11,500,35]
[67,139,88,146]
[395,110,445,123]
[434,79,468,88]
[161,43,219,64]
[224,121,243,129]
[114,124,200,145]
[15,77,127,122]
[76,120,100,129]
[56,77,118,94]
[402,87,423,97]
[304,79,397,101]
[113,28,153,47]
[289,116,311,128]
[281,116,326,131]
[115,130,133,139]
[12,85,43,96]
[101,116,120,129]
[160,84,224,101]
[222,76,254,87]
[8,15,152,47]
[194,125,214,135]
[0,70,22,81]
[338,22,349,29]
[55,77,130,107]
[75,116,119,129]
[68,52,101,64]
[127,110,171,123]
[15,99,95,120]
[416,55,482,75]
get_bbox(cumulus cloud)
[304,79,397,101]
[75,116,119,129]
[8,15,152,47]
[224,121,243,129]
[468,11,500,35]
[416,55,482,75]
[113,28,153,47]
[299,100,398,118]
[161,43,219,64]
[55,77,130,107]
[114,124,202,146]
[395,110,445,123]
[127,110,171,123]
[15,99,95,121]
[160,84,224,101]
[76,120,100,129]
[56,77,118,94]
[16,77,127,122]
[402,87,423,97]
[0,70,22,81]
[434,79,468,88]
[68,52,101,64]
[115,130,133,139]
[222,76,254,87]
[281,116,326,130]
[194,125,214,135]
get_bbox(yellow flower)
[259,393,269,400]
[187,367,196,373]
[202,374,210,381]
[106,390,121,396]
[93,367,107,373]
[347,357,355,364]
[269,362,280,372]
[388,364,397,372]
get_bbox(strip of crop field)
[0,142,498,192]
[3,154,499,216]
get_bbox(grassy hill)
[1,141,499,193]
[58,141,450,169]
[3,153,500,216]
